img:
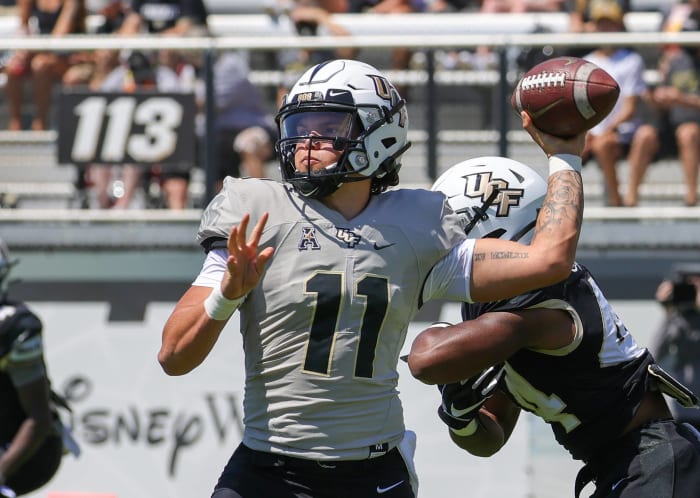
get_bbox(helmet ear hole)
[381,137,397,148]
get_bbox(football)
[511,56,620,138]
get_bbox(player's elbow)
[531,239,575,287]
[157,350,194,376]
[452,432,503,458]
[406,337,442,384]
[407,354,431,384]
[541,257,573,286]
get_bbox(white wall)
[22,300,663,498]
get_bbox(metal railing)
[3,27,700,203]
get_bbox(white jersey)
[195,177,470,460]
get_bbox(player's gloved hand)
[437,363,505,436]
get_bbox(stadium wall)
[2,240,688,498]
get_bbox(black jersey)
[463,262,652,462]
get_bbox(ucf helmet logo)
[463,172,525,217]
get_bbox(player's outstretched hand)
[437,364,505,435]
[521,111,586,159]
[220,213,275,300]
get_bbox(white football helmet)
[276,59,410,198]
[431,156,547,243]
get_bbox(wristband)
[203,286,244,321]
[548,154,582,175]
[449,417,479,437]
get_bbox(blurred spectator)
[348,0,418,94]
[117,0,210,73]
[651,266,700,430]
[626,1,700,207]
[425,0,479,12]
[481,0,565,12]
[568,0,630,34]
[211,51,278,190]
[112,0,209,209]
[443,0,567,71]
[566,0,630,58]
[582,1,646,206]
[62,0,130,90]
[3,0,87,130]
[88,51,186,209]
[275,0,357,102]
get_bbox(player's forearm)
[469,166,582,301]
[448,412,505,457]
[158,307,228,376]
[529,167,583,276]
[0,418,49,478]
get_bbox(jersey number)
[57,91,196,165]
[505,366,581,433]
[72,96,182,162]
[303,272,389,378]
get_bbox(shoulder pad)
[0,303,42,359]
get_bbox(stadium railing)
[1,11,699,212]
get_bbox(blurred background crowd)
[0,0,699,210]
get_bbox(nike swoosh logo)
[373,242,395,250]
[611,477,629,491]
[528,98,564,119]
[328,89,347,97]
[450,403,475,417]
[377,480,404,494]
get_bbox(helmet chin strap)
[293,152,343,198]
[462,186,500,236]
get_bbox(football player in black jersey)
[408,156,700,498]
[0,239,64,497]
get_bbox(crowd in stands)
[0,0,699,208]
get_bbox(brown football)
[511,56,620,138]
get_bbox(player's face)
[282,111,354,173]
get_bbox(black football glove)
[437,363,505,436]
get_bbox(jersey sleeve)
[197,179,246,251]
[196,177,288,252]
[421,238,476,304]
[191,248,228,287]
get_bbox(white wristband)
[449,418,479,437]
[548,154,582,175]
[204,286,244,321]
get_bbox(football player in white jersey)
[408,157,700,498]
[159,59,587,498]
